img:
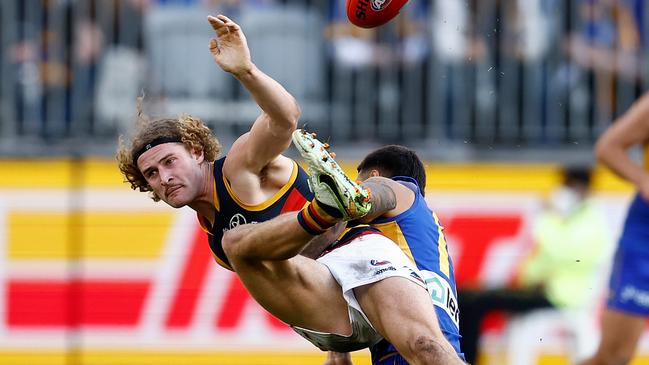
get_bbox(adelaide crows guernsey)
[369,176,463,359]
[198,157,313,270]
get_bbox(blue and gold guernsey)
[368,176,464,362]
[197,157,313,271]
[607,143,649,315]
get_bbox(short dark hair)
[563,166,592,188]
[357,145,426,195]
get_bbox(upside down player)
[116,14,464,364]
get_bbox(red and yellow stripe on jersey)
[198,156,313,270]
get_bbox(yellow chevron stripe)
[371,221,415,264]
[0,351,647,365]
[0,159,634,193]
[478,352,648,365]
[8,212,172,258]
[0,351,372,365]
[432,212,450,277]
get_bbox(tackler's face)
[137,142,204,208]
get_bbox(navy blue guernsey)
[198,157,313,270]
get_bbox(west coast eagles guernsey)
[369,176,463,360]
[606,143,649,315]
[198,157,313,270]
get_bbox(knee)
[406,335,456,363]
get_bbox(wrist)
[232,63,256,80]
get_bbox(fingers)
[208,38,219,54]
[208,14,240,34]
[217,14,232,23]
[207,15,227,35]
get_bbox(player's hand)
[323,352,353,365]
[207,14,253,77]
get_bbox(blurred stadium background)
[0,0,647,364]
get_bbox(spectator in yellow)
[507,165,612,365]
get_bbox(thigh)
[234,255,352,335]
[355,276,445,344]
[595,308,646,360]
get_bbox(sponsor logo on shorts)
[371,0,393,11]
[408,269,425,285]
[370,259,392,266]
[620,285,649,308]
[373,266,397,276]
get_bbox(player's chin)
[163,194,189,208]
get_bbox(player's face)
[137,143,204,208]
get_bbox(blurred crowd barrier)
[0,159,647,365]
[1,0,648,159]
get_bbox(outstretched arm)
[595,92,649,200]
[207,15,301,172]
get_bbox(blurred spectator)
[392,0,430,66]
[9,0,73,137]
[429,0,487,139]
[325,0,429,69]
[325,0,382,69]
[563,0,642,121]
[93,0,147,135]
[431,0,486,65]
[516,0,555,61]
[458,166,611,365]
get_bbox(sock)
[297,199,342,235]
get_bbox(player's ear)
[370,169,380,177]
[192,148,205,163]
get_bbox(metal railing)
[0,0,646,160]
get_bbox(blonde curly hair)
[116,100,221,201]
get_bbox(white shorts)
[292,232,428,352]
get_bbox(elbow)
[269,97,301,135]
[593,137,610,164]
[287,97,301,130]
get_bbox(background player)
[578,92,649,365]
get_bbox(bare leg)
[323,352,353,365]
[354,277,465,365]
[222,212,353,335]
[578,308,646,365]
